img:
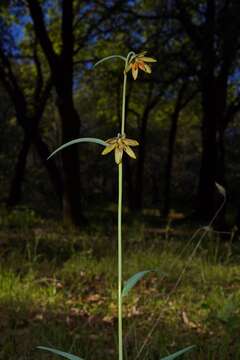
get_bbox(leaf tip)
[215,182,226,197]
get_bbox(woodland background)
[1,0,240,227]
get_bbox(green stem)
[118,51,133,360]
[121,51,134,134]
[118,162,123,360]
[121,71,127,135]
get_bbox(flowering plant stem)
[37,49,195,360]
[118,51,134,360]
[118,161,123,360]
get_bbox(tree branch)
[26,0,58,72]
[175,0,203,48]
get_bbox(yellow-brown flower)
[101,134,139,164]
[125,52,157,80]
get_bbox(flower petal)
[115,147,123,164]
[101,144,115,155]
[138,61,146,71]
[132,66,138,80]
[144,64,152,74]
[137,51,147,57]
[124,145,136,159]
[122,138,139,146]
[140,57,157,63]
[106,137,117,144]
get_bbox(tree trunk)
[197,94,227,228]
[197,11,217,220]
[163,108,180,217]
[197,77,228,223]
[33,132,63,201]
[27,0,85,227]
[162,85,187,217]
[216,131,227,229]
[131,88,160,212]
[7,124,63,207]
[133,109,149,211]
[57,95,84,226]
[197,95,218,219]
[7,134,31,206]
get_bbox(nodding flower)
[125,52,157,80]
[101,134,139,164]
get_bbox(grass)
[0,210,240,359]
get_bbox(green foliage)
[0,222,239,359]
[0,206,41,230]
[203,288,240,333]
[122,270,163,297]
[160,346,195,360]
[37,347,83,360]
[48,138,107,160]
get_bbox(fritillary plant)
[37,51,195,360]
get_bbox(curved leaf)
[160,346,195,360]
[94,55,126,67]
[48,137,107,159]
[37,346,84,360]
[122,269,164,297]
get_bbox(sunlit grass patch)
[0,267,64,308]
[0,221,240,359]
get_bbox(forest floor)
[0,207,240,359]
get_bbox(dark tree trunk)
[197,87,226,227]
[0,28,63,208]
[131,87,160,212]
[162,85,188,217]
[197,75,228,222]
[216,130,226,186]
[133,108,149,211]
[57,0,84,225]
[151,171,160,206]
[215,130,227,230]
[7,123,63,207]
[58,96,84,225]
[197,93,218,219]
[197,0,217,220]
[163,106,181,217]
[33,132,63,200]
[27,0,85,226]
[175,0,240,227]
[7,135,31,206]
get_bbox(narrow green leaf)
[94,55,126,67]
[48,137,107,159]
[37,346,83,360]
[215,182,226,197]
[122,269,164,297]
[160,346,195,360]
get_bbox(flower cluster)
[101,134,139,164]
[125,51,157,80]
